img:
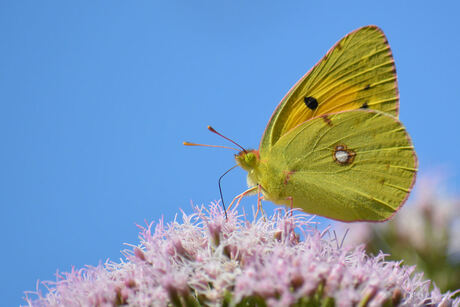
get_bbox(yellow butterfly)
[186,26,417,222]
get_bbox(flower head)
[25,203,459,306]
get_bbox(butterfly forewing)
[260,26,399,154]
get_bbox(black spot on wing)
[304,96,318,110]
[364,84,371,90]
[360,102,369,109]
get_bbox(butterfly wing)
[260,26,399,155]
[260,110,417,222]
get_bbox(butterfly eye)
[333,145,356,165]
[304,96,318,110]
[245,152,257,166]
[235,150,259,171]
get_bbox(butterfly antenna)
[218,165,238,219]
[183,141,240,151]
[208,126,247,153]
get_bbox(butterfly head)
[235,150,259,171]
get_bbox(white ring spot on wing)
[335,150,350,163]
[333,145,356,165]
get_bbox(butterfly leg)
[287,196,293,216]
[254,184,263,220]
[228,186,258,211]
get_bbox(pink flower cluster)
[25,203,459,306]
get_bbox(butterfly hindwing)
[260,26,399,154]
[260,110,417,222]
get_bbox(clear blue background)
[1,1,459,305]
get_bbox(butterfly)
[186,25,417,222]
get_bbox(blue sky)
[1,1,460,305]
